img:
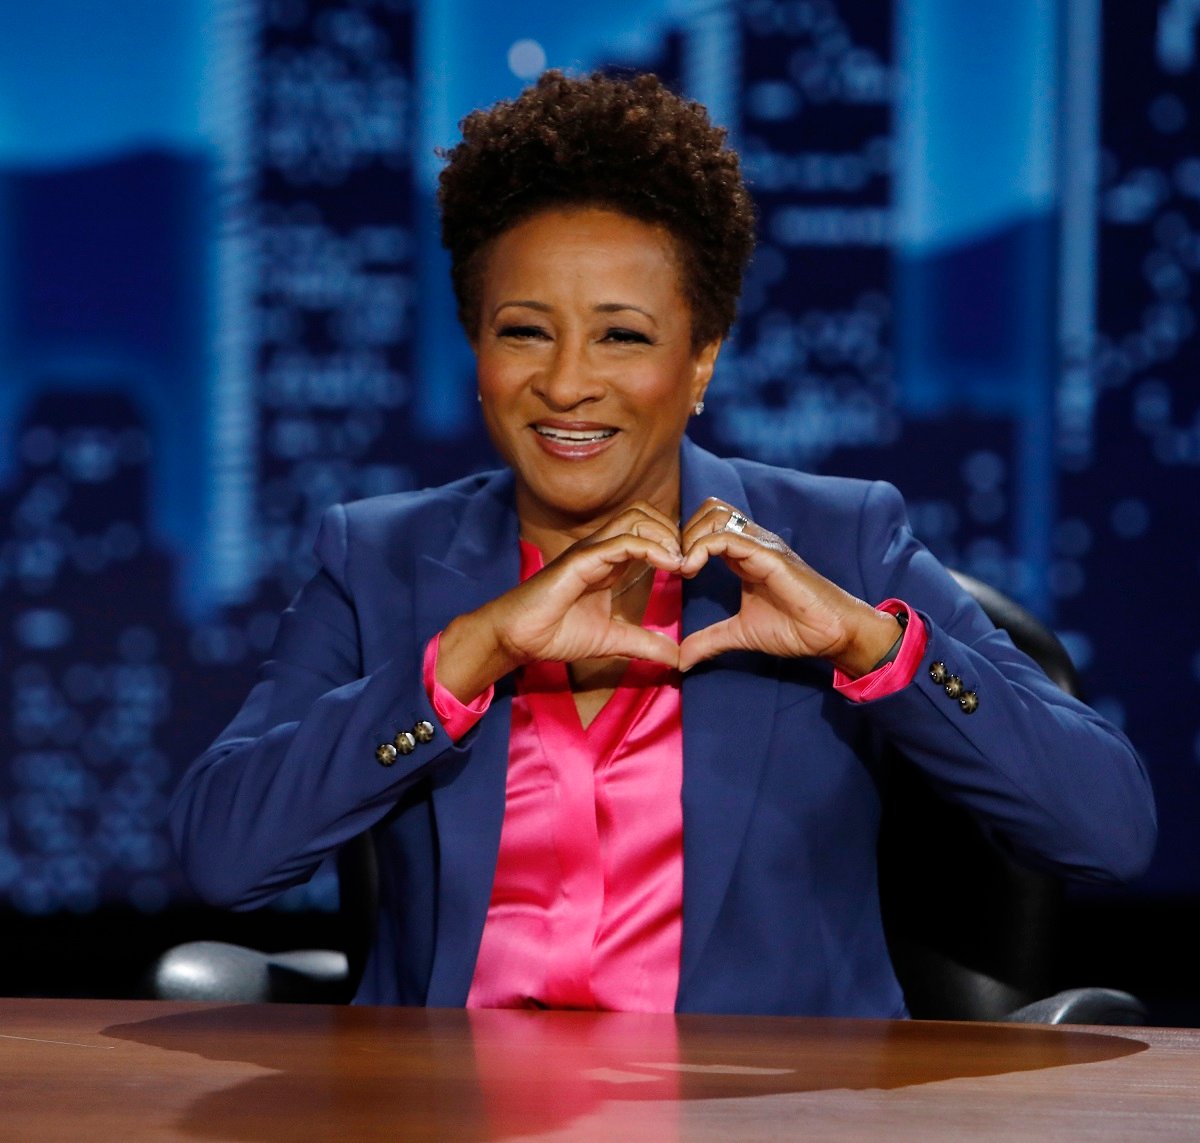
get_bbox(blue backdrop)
[1,0,1197,915]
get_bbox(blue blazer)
[170,440,1156,1016]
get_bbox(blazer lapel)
[677,439,786,1003]
[415,471,522,1006]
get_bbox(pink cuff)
[422,632,494,743]
[832,600,928,703]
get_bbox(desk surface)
[2,998,1199,1141]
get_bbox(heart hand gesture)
[436,497,900,704]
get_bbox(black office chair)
[878,570,1145,1024]
[152,571,1146,1023]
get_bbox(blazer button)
[944,675,964,699]
[375,743,398,767]
[413,720,435,744]
[959,690,979,714]
[930,661,948,684]
[394,730,417,756]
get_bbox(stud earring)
[692,400,705,415]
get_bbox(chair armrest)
[149,940,351,1004]
[1003,987,1148,1025]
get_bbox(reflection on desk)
[2,998,1196,1141]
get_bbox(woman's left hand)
[677,498,900,676]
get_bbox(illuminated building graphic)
[1,1,1197,911]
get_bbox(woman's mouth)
[533,425,617,444]
[531,423,619,458]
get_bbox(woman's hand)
[436,502,683,703]
[677,498,900,676]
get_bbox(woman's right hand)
[434,502,683,703]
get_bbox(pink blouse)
[467,543,683,1010]
[424,544,927,1012]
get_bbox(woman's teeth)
[534,426,617,443]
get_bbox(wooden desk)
[2,998,1198,1140]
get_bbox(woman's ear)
[691,338,723,405]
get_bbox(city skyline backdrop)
[1,0,1197,915]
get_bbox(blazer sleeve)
[839,479,1156,883]
[168,503,465,908]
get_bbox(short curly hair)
[438,70,756,348]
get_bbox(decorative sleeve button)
[928,660,977,714]
[394,730,417,756]
[375,743,398,767]
[377,721,436,766]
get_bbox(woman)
[170,71,1155,1017]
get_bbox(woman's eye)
[603,327,652,345]
[498,324,550,340]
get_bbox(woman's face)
[473,207,720,535]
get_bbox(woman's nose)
[532,342,605,409]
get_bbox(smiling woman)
[474,208,718,548]
[169,71,1156,1019]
